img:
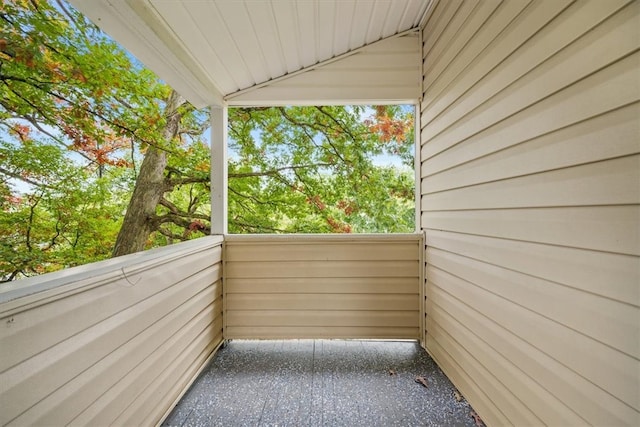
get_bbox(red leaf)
[470,411,484,427]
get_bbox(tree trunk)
[112,90,186,257]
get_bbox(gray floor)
[162,340,478,427]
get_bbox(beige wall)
[420,0,639,425]
[0,236,223,426]
[224,234,422,339]
[227,33,421,106]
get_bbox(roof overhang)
[69,0,433,108]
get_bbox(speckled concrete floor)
[162,340,478,427]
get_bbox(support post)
[414,103,421,233]
[211,105,228,235]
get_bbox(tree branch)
[164,175,209,191]
[232,218,291,233]
[229,163,332,178]
[25,195,41,252]
[315,106,357,141]
[0,166,57,190]
[158,197,209,221]
[1,74,176,154]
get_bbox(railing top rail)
[0,235,223,308]
[224,233,422,243]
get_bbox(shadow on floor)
[162,340,478,427]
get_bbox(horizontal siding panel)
[421,0,479,66]
[226,326,419,340]
[422,0,501,70]
[1,264,219,424]
[421,1,640,425]
[421,155,640,210]
[425,230,639,306]
[427,246,639,359]
[421,49,640,163]
[428,266,639,418]
[228,34,420,104]
[0,237,224,427]
[426,317,545,425]
[422,205,640,255]
[0,251,220,373]
[421,102,640,190]
[226,260,419,278]
[228,85,420,105]
[9,285,221,426]
[226,277,419,295]
[0,237,222,311]
[226,310,418,328]
[110,322,222,427]
[274,69,418,88]
[226,293,419,311]
[421,0,464,59]
[333,52,419,69]
[225,242,419,262]
[70,315,222,426]
[428,309,586,425]
[422,0,633,136]
[150,330,222,425]
[422,0,564,112]
[225,235,422,340]
[421,50,640,172]
[427,285,638,426]
[425,336,510,427]
[144,336,221,426]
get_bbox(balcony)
[2,0,638,425]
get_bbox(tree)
[0,137,128,278]
[226,105,415,234]
[112,90,190,256]
[0,0,209,266]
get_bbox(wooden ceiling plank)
[294,0,318,67]
[244,1,287,80]
[349,0,376,50]
[382,0,410,38]
[316,1,337,62]
[213,1,268,88]
[271,0,302,73]
[149,1,239,93]
[366,0,392,44]
[333,0,357,55]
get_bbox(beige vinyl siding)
[224,234,422,339]
[227,33,421,105]
[0,236,224,427]
[420,1,640,426]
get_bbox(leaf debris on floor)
[414,375,428,388]
[470,410,485,427]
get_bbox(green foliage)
[0,0,164,279]
[0,0,168,156]
[0,139,128,279]
[227,106,415,234]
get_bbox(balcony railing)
[0,236,224,426]
[0,233,423,426]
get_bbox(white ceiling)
[70,0,433,107]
